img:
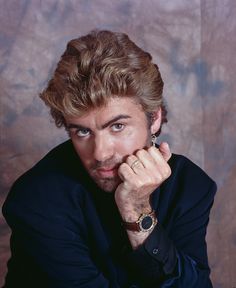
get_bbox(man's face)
[66,97,160,192]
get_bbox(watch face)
[140,215,153,231]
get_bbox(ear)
[150,108,162,134]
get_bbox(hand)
[115,142,172,222]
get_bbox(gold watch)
[122,210,157,232]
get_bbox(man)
[2,30,216,287]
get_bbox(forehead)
[65,97,146,125]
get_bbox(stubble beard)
[88,132,152,193]
[93,176,122,193]
[89,158,123,193]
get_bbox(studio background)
[0,1,235,287]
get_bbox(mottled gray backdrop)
[0,1,236,287]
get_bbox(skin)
[66,97,172,249]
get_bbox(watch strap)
[122,210,157,232]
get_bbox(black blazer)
[2,140,217,287]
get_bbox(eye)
[111,123,125,132]
[75,128,91,137]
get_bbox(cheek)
[71,139,92,165]
[116,128,149,155]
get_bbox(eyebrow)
[66,114,131,130]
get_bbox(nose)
[93,134,114,162]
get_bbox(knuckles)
[161,165,171,178]
[147,146,157,154]
[135,149,147,159]
[119,162,129,172]
[118,149,172,191]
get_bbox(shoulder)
[2,140,89,221]
[161,153,217,211]
[8,140,82,190]
[169,153,216,189]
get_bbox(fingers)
[127,155,144,170]
[158,142,172,162]
[124,142,171,172]
[118,142,172,181]
[118,162,137,184]
[126,155,144,174]
[148,145,171,178]
[118,153,148,181]
[135,149,155,169]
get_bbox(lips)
[96,166,118,178]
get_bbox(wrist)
[115,197,152,222]
[122,210,157,233]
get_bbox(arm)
[114,143,216,287]
[2,178,118,288]
[115,142,171,249]
[127,180,216,287]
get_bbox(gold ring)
[131,159,141,170]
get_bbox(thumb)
[159,142,172,162]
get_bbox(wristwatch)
[122,210,157,232]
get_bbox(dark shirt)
[2,140,217,287]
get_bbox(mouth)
[96,166,118,178]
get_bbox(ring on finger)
[131,159,141,170]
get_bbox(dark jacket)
[2,140,217,287]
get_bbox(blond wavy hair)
[40,30,167,135]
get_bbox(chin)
[95,177,121,193]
